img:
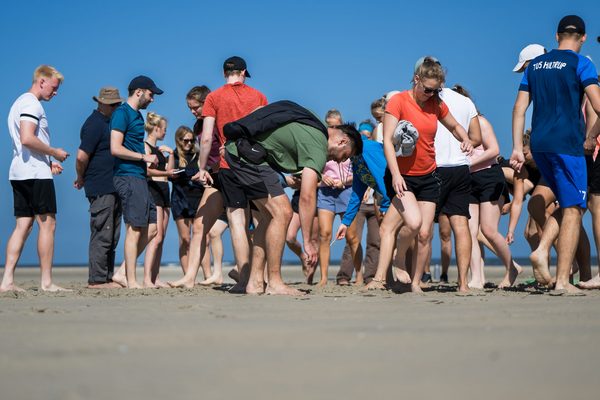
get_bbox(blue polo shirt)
[110,103,146,177]
[519,49,599,156]
[79,110,115,197]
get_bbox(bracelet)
[140,153,144,162]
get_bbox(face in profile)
[327,128,353,162]
[40,76,61,101]
[414,76,442,103]
[187,98,204,119]
[138,89,154,110]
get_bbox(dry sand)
[1,265,599,400]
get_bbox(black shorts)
[11,179,57,217]
[291,190,300,214]
[470,164,506,204]
[588,155,600,194]
[220,151,285,209]
[148,180,171,208]
[114,176,157,227]
[435,165,471,218]
[384,169,440,202]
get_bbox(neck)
[410,87,425,107]
[146,135,157,146]
[127,97,139,111]
[558,39,582,52]
[28,84,42,100]
[226,76,244,85]
[97,106,110,118]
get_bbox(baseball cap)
[513,44,546,72]
[223,56,251,78]
[414,56,441,73]
[93,87,123,105]
[128,75,163,95]
[557,15,585,34]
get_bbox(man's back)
[520,49,597,155]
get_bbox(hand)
[191,169,213,186]
[392,172,407,197]
[509,150,525,173]
[335,224,348,240]
[73,176,84,189]
[52,148,69,162]
[302,240,318,270]
[362,188,372,203]
[51,161,63,176]
[219,146,225,158]
[506,231,514,245]
[501,202,511,215]
[158,145,173,155]
[321,175,336,187]
[285,175,301,189]
[333,179,344,189]
[584,136,597,154]
[143,153,159,168]
[460,140,474,156]
[165,169,178,178]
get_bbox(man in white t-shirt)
[0,65,70,293]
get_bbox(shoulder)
[17,93,44,114]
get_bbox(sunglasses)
[419,81,442,95]
[181,138,194,144]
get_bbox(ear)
[581,34,587,43]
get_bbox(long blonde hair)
[174,125,196,168]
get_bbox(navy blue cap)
[223,56,251,78]
[557,15,585,34]
[128,75,163,95]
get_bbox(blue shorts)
[317,186,352,214]
[532,152,587,208]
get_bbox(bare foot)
[457,285,470,293]
[266,283,304,296]
[41,283,72,292]
[578,274,600,289]
[530,249,552,285]
[468,280,484,290]
[306,265,316,285]
[316,279,328,287]
[111,273,127,288]
[199,275,223,286]
[246,280,266,295]
[554,282,583,294]
[227,268,240,283]
[355,270,364,286]
[87,282,122,289]
[154,279,170,289]
[410,284,423,293]
[167,278,195,289]
[142,281,157,289]
[363,279,386,291]
[393,266,412,284]
[0,283,26,292]
[499,261,523,289]
[127,282,143,289]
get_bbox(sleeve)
[578,56,599,88]
[297,136,327,179]
[79,120,100,155]
[467,98,478,120]
[519,67,530,92]
[437,100,449,119]
[110,107,128,133]
[384,94,402,119]
[260,92,268,106]
[341,172,367,226]
[19,98,43,125]
[201,93,216,118]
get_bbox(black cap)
[557,15,585,34]
[223,56,251,78]
[128,75,164,95]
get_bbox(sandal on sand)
[337,279,351,286]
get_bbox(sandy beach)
[1,264,599,400]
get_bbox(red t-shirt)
[385,90,449,176]
[201,82,268,169]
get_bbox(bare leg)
[479,201,522,288]
[530,212,560,286]
[0,217,34,292]
[438,214,452,282]
[35,214,70,292]
[344,217,363,285]
[524,216,540,252]
[410,201,436,293]
[153,207,170,288]
[554,207,584,293]
[317,209,335,286]
[175,218,192,274]
[168,188,222,288]
[143,205,165,288]
[365,195,420,290]
[448,214,472,292]
[580,194,600,288]
[200,219,228,285]
[227,207,253,293]
[468,203,484,289]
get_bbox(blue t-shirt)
[519,49,599,156]
[79,110,115,197]
[110,103,146,177]
[341,137,391,226]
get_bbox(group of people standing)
[2,15,600,296]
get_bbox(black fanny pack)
[236,137,267,164]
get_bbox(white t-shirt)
[8,92,52,180]
[434,88,478,167]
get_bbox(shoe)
[440,273,448,284]
[421,273,432,283]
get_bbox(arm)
[298,167,319,268]
[74,149,90,189]
[510,91,531,173]
[145,143,175,178]
[382,112,406,196]
[467,115,482,147]
[20,121,69,161]
[506,168,528,244]
[439,112,473,154]
[338,176,368,238]
[469,116,500,169]
[584,85,600,152]
[110,130,157,166]
[192,116,217,185]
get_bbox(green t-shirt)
[225,122,328,178]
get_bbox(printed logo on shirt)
[532,61,567,71]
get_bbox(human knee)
[417,228,433,244]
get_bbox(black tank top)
[145,141,167,171]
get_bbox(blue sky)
[1,0,599,265]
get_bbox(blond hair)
[414,57,445,85]
[145,112,166,134]
[33,65,64,84]
[174,125,196,168]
